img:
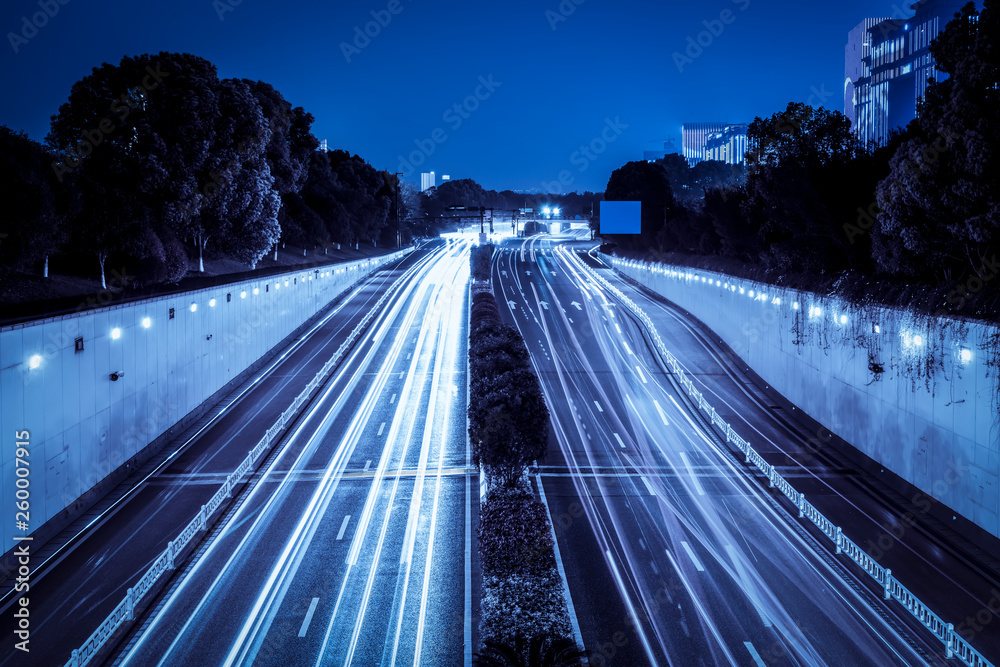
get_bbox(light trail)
[495,240,931,665]
[119,243,472,667]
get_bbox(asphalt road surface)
[1,239,476,666]
[492,230,1000,667]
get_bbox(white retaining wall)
[610,255,1000,538]
[0,251,409,553]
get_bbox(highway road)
[0,239,475,666]
[111,238,473,665]
[492,230,1000,666]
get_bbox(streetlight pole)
[394,172,403,248]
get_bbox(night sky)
[1,0,903,192]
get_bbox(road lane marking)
[613,432,626,449]
[390,393,397,404]
[623,341,633,355]
[679,452,706,496]
[594,400,603,413]
[407,352,412,359]
[336,515,351,541]
[378,422,386,436]
[680,541,704,572]
[399,371,404,379]
[744,642,767,667]
[364,460,371,472]
[298,597,320,637]
[615,323,622,334]
[650,559,659,574]
[641,476,657,496]
[635,365,647,383]
[653,400,669,426]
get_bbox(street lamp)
[394,172,403,248]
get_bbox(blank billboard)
[600,201,641,234]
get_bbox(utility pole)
[394,172,403,248]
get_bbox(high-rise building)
[682,123,727,165]
[420,171,436,192]
[846,1,967,146]
[844,18,887,134]
[703,124,750,165]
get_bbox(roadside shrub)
[479,486,556,578]
[472,243,494,282]
[481,573,572,648]
[469,367,549,487]
[471,291,503,331]
[470,324,531,393]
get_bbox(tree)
[0,127,66,277]
[47,52,289,274]
[871,1,1000,283]
[703,185,760,262]
[741,103,874,273]
[197,78,280,269]
[604,160,677,253]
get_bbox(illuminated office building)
[846,1,967,146]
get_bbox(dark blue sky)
[1,0,906,192]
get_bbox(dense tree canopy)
[872,0,1000,283]
[1,51,397,285]
[0,127,66,277]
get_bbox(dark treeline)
[0,52,403,288]
[418,178,603,220]
[603,1,1000,319]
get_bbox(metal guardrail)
[568,250,994,667]
[66,248,413,667]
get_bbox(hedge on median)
[477,485,578,663]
